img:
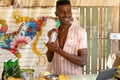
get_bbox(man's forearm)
[55,48,88,67]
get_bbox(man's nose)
[64,12,69,17]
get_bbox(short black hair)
[56,0,71,7]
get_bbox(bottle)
[2,59,12,80]
[11,58,21,78]
[2,66,7,80]
[50,32,58,42]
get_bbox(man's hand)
[46,41,59,52]
[47,28,58,39]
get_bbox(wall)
[0,7,55,77]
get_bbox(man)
[46,0,88,75]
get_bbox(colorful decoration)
[10,35,31,49]
[12,9,48,64]
[12,9,30,24]
[0,16,48,64]
[31,17,47,65]
[1,9,59,65]
[0,19,8,33]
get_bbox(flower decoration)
[10,35,31,49]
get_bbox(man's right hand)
[47,28,58,38]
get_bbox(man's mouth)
[63,18,73,23]
[64,18,71,21]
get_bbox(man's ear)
[55,12,57,16]
[55,12,58,17]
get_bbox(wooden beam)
[14,0,120,7]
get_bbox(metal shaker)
[50,32,58,42]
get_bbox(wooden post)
[112,6,120,67]
[98,7,103,71]
[119,6,120,52]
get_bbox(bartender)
[46,0,88,75]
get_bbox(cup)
[50,32,58,42]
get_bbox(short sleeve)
[78,29,88,49]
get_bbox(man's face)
[56,5,72,26]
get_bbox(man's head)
[55,0,72,26]
[56,0,71,7]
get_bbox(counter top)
[0,74,115,80]
[68,74,97,80]
[68,74,115,80]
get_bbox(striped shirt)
[49,22,87,75]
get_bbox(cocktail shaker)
[50,32,58,42]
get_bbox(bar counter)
[68,74,97,80]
